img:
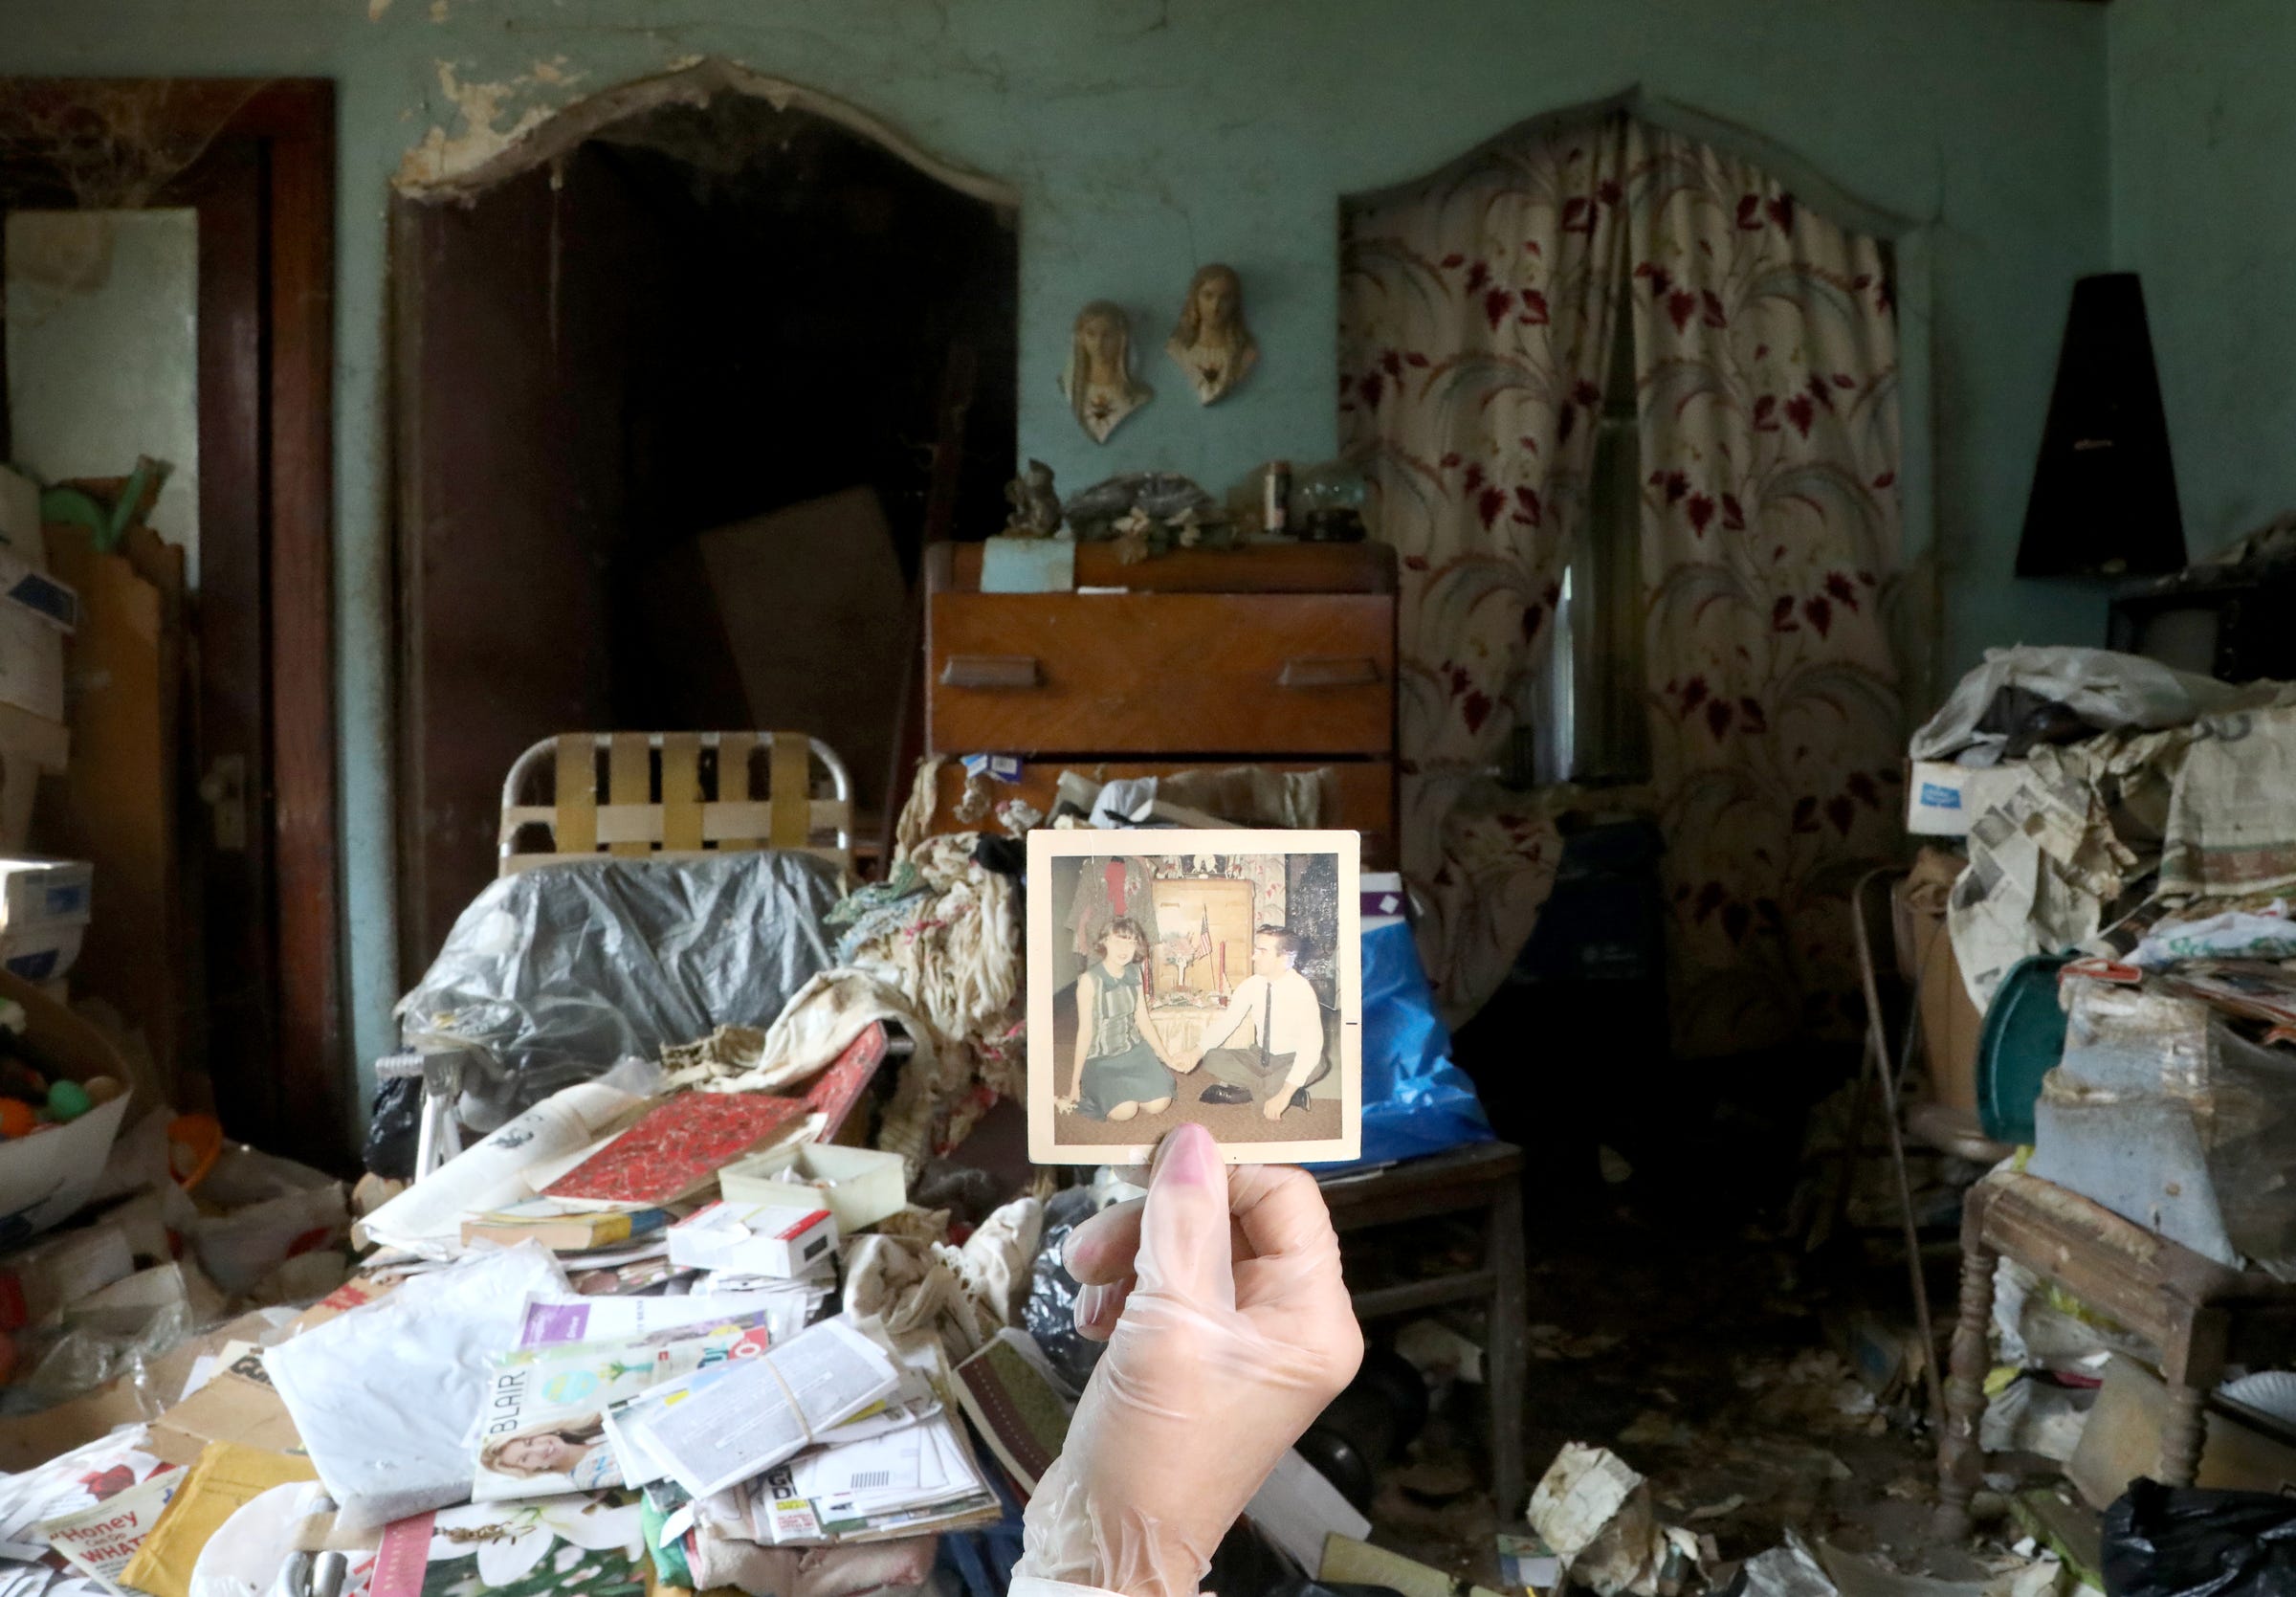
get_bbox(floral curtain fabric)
[1341,114,1906,1049]
[1623,121,1906,1056]
[1337,116,1632,1022]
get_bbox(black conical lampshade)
[2017,272,2185,578]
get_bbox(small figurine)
[1166,263,1259,406]
[1004,458,1063,537]
[1061,301,1153,444]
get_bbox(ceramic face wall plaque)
[1166,263,1259,406]
[1060,300,1153,443]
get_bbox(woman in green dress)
[1057,917,1181,1121]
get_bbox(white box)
[0,603,63,725]
[719,1142,905,1233]
[667,1200,838,1278]
[1906,759,2024,837]
[0,920,81,983]
[0,857,91,929]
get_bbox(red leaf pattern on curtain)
[1337,115,1633,1022]
[1625,121,1906,1057]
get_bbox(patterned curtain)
[1623,121,1907,1056]
[1337,116,1632,1021]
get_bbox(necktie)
[1257,984,1271,1072]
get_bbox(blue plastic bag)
[1332,919,1493,1167]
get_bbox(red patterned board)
[544,1092,807,1205]
[802,1024,892,1141]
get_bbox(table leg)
[2158,1308,2229,1487]
[1488,1180,1528,1518]
[1934,1197,1998,1542]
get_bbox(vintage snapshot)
[1027,828,1362,1165]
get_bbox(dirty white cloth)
[263,1242,568,1530]
[1910,646,2244,764]
[665,969,935,1098]
[683,1525,937,1597]
[841,1195,1043,1363]
[2161,704,2296,897]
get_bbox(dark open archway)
[391,70,1018,969]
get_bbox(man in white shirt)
[1179,925,1328,1121]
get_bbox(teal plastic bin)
[1975,953,2073,1145]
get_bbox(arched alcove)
[391,69,1018,964]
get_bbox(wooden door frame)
[0,79,342,1153]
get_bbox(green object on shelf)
[36,456,165,554]
[1976,953,2073,1144]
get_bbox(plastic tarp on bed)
[393,854,845,1132]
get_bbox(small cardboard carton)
[1906,759,2023,837]
[667,1199,838,1278]
[718,1142,905,1233]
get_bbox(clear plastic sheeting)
[392,854,844,1133]
[2029,977,2296,1278]
[1910,647,2249,765]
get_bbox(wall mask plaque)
[1166,263,1258,406]
[1060,299,1153,443]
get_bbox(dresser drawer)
[925,759,1396,868]
[928,591,1393,756]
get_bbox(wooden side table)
[1935,1170,2296,1540]
[1322,1141,1528,1514]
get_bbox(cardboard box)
[2069,1352,2296,1507]
[0,703,68,855]
[38,524,186,1091]
[1891,848,1982,1111]
[719,1142,905,1233]
[667,1200,838,1277]
[1906,759,2023,837]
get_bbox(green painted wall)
[0,0,2113,1114]
[2109,0,2296,556]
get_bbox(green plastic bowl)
[1976,953,2073,1145]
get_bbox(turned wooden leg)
[1934,1200,1998,1542]
[2158,1307,2229,1488]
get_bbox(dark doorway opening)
[394,88,1018,970]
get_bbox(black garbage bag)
[1025,1186,1107,1389]
[363,1075,425,1180]
[2104,1478,2296,1597]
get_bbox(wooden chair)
[1936,1170,2296,1539]
[497,732,855,879]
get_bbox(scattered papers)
[37,1470,178,1595]
[607,1319,899,1499]
[474,1312,777,1499]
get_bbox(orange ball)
[0,1099,33,1139]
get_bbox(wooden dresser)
[917,541,1398,865]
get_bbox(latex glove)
[1016,1122,1361,1597]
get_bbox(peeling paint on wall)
[395,61,558,190]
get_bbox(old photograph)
[1027,828,1361,1165]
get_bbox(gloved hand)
[1016,1122,1362,1597]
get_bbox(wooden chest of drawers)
[919,542,1398,865]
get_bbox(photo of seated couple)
[1040,842,1352,1152]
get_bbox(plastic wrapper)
[185,1146,349,1298]
[263,1241,568,1531]
[2103,1479,2296,1597]
[391,854,843,1133]
[1355,920,1492,1166]
[2029,978,2296,1278]
[1023,1187,1105,1391]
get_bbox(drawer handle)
[1278,656,1381,689]
[940,654,1042,689]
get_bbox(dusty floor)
[1346,1198,1999,1590]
